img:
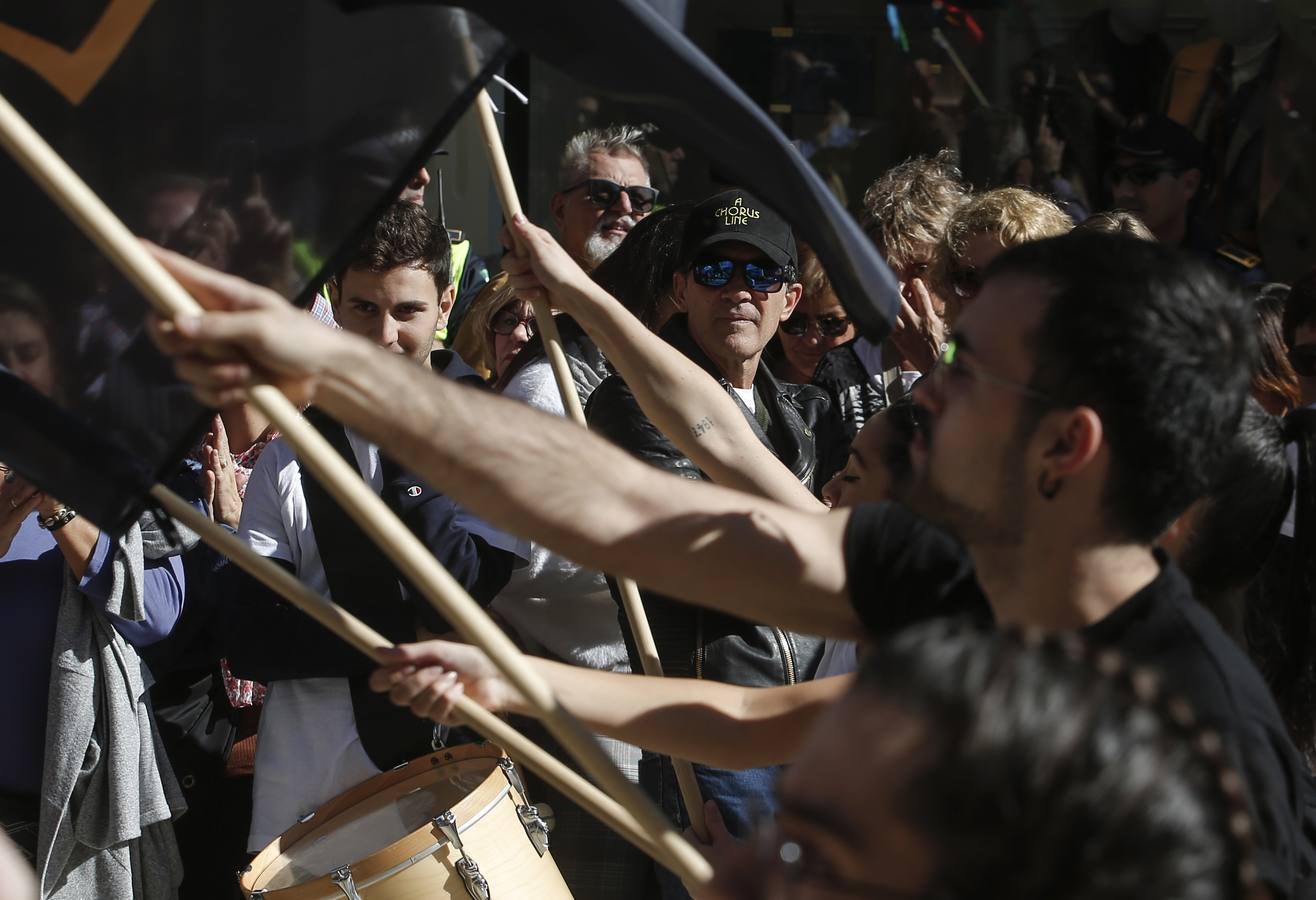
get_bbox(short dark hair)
[1178,399,1291,625]
[856,619,1257,900]
[342,201,451,292]
[989,232,1255,542]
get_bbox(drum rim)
[239,742,513,898]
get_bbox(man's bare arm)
[149,245,867,639]
[372,641,852,769]
[501,217,821,511]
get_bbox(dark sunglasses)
[562,178,659,213]
[691,257,796,292]
[780,313,851,338]
[490,308,537,337]
[949,265,982,301]
[1290,345,1316,377]
[1105,162,1180,188]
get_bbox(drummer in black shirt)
[842,233,1315,896]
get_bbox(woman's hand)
[890,277,946,374]
[369,640,523,723]
[0,468,42,557]
[202,414,243,528]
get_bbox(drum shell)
[239,743,573,899]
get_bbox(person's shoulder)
[502,357,565,413]
[583,372,641,423]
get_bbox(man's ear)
[1181,167,1202,202]
[779,282,804,321]
[436,283,456,329]
[1039,406,1104,481]
[671,270,688,311]
[550,191,568,230]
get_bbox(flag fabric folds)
[0,1,506,534]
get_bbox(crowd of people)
[3,16,1316,899]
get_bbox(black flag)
[0,2,505,534]
[361,0,903,343]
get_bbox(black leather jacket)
[811,340,889,481]
[585,315,827,687]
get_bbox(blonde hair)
[933,187,1073,303]
[450,272,524,382]
[861,150,968,271]
[1077,210,1157,241]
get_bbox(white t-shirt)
[731,385,756,415]
[239,432,525,851]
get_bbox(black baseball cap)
[1114,114,1207,172]
[682,189,797,269]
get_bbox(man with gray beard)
[550,125,657,271]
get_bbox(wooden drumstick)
[0,90,712,888]
[472,88,711,841]
[149,485,675,871]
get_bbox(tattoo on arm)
[690,416,714,439]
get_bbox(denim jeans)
[639,750,784,900]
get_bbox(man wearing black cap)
[584,189,826,866]
[1109,114,1267,284]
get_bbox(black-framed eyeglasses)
[1105,162,1180,189]
[691,257,796,293]
[948,265,982,301]
[931,339,1056,405]
[780,313,851,338]
[490,308,537,338]
[562,178,659,213]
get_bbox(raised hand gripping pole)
[147,485,675,872]
[473,88,710,840]
[0,90,711,888]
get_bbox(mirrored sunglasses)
[691,257,795,292]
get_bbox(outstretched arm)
[502,217,821,510]
[370,640,851,769]
[148,242,866,639]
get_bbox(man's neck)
[970,536,1161,631]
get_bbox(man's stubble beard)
[904,430,1030,548]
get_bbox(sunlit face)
[489,298,535,380]
[551,150,651,270]
[399,166,431,206]
[909,273,1051,547]
[821,409,907,509]
[334,265,452,366]
[674,241,802,383]
[778,287,853,383]
[0,310,56,398]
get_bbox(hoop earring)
[1038,472,1063,501]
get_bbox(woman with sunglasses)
[768,244,856,387]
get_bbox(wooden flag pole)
[148,486,673,871]
[472,88,710,840]
[0,90,712,888]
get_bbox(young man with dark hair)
[215,201,520,855]
[150,222,1316,896]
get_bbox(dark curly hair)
[856,619,1265,900]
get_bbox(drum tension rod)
[498,758,552,857]
[435,810,492,900]
[330,866,364,900]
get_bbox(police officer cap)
[1114,114,1208,172]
